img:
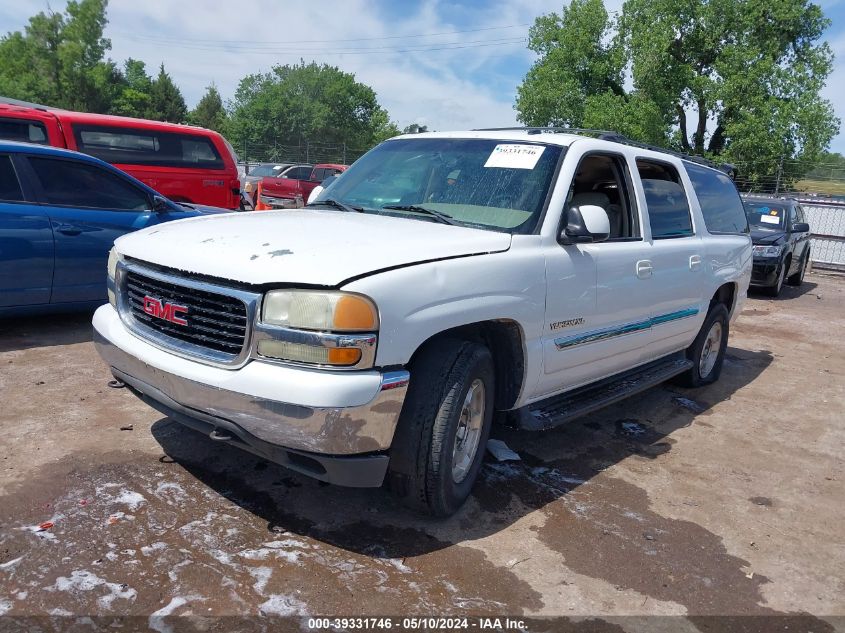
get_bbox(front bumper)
[93,305,409,487]
[750,258,781,286]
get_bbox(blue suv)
[0,141,226,316]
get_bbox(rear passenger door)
[0,154,54,307]
[20,155,191,305]
[635,158,706,360]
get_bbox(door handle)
[689,254,702,271]
[636,260,653,279]
[56,224,82,236]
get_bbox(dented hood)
[115,208,512,287]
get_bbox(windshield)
[315,138,563,233]
[745,202,786,231]
[249,164,287,177]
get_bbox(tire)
[787,249,809,286]
[387,339,495,517]
[674,303,730,388]
[764,258,787,297]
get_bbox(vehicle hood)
[173,202,231,215]
[115,208,512,287]
[260,177,301,197]
[750,229,786,245]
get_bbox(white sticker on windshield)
[760,215,780,225]
[484,144,545,169]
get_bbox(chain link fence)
[235,141,371,173]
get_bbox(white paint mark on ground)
[46,570,137,611]
[258,594,309,616]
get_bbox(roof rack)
[0,96,55,112]
[471,126,735,177]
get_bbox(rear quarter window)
[684,161,748,234]
[73,125,224,170]
[0,118,48,145]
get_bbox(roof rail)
[0,96,56,111]
[472,126,736,177]
[472,126,621,137]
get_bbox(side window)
[0,118,48,145]
[684,161,748,234]
[28,157,150,211]
[788,205,799,225]
[636,159,693,239]
[73,125,224,170]
[288,166,312,180]
[566,153,640,239]
[796,206,806,223]
[0,155,24,202]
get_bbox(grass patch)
[794,179,845,196]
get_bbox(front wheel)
[674,303,730,388]
[787,249,809,286]
[387,339,495,516]
[764,259,787,297]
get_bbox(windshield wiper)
[381,204,459,226]
[306,198,364,213]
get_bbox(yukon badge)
[143,296,188,326]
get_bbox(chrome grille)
[125,270,248,356]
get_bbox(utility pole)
[774,155,784,195]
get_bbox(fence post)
[343,142,347,164]
[775,155,784,195]
[306,142,310,163]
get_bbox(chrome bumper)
[93,331,409,487]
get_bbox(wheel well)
[410,320,525,411]
[710,282,736,313]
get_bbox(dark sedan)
[744,196,811,297]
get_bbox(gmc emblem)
[143,296,188,326]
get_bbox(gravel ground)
[0,272,843,632]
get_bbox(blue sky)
[2,0,844,153]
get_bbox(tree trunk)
[676,104,690,151]
[694,99,707,154]
[708,124,726,155]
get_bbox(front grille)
[125,271,248,356]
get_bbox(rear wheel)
[674,303,730,388]
[787,250,809,286]
[387,339,494,516]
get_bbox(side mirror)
[790,222,810,233]
[152,195,169,213]
[560,204,611,244]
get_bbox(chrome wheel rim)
[452,379,486,484]
[699,321,723,378]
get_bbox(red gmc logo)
[143,296,188,326]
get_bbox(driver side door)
[19,155,185,305]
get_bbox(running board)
[515,353,693,431]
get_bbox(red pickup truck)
[255,163,347,210]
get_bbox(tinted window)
[285,166,312,180]
[0,155,24,201]
[28,157,149,210]
[684,162,748,234]
[637,160,693,239]
[73,125,224,170]
[0,118,48,145]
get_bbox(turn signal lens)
[327,348,362,366]
[334,295,378,330]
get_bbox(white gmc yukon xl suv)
[94,129,752,516]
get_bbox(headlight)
[262,290,378,331]
[257,291,379,367]
[107,247,122,307]
[752,244,783,257]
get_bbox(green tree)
[111,58,153,118]
[0,0,114,111]
[516,0,840,190]
[228,61,397,156]
[148,63,187,123]
[189,84,227,131]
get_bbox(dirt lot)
[0,273,843,631]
